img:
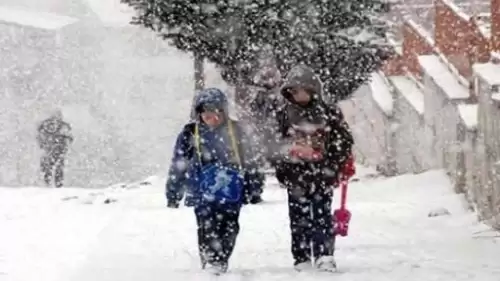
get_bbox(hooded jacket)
[37,112,73,153]
[269,64,354,187]
[166,88,263,207]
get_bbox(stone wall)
[472,63,500,228]
[343,0,500,229]
[339,73,396,176]
[344,59,500,230]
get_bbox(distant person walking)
[36,109,73,187]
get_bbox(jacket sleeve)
[326,106,354,172]
[165,124,195,205]
[36,122,45,148]
[61,122,74,143]
[262,106,291,166]
[235,122,265,202]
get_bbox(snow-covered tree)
[121,0,230,91]
[123,0,393,102]
[236,0,394,101]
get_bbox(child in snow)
[268,64,354,272]
[165,88,263,274]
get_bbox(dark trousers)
[287,187,335,265]
[40,151,65,188]
[194,204,241,266]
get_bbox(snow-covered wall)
[419,55,472,178]
[344,57,500,229]
[344,0,500,228]
[344,58,475,175]
[473,63,500,228]
[340,73,396,176]
[388,76,428,174]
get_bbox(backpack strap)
[194,120,242,167]
[194,124,202,160]
[276,105,290,137]
[227,120,242,167]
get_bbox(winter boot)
[250,196,263,204]
[204,262,228,275]
[316,256,337,272]
[200,255,207,269]
[293,260,313,272]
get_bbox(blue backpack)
[194,121,245,204]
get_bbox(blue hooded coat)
[166,88,263,208]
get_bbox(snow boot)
[316,256,337,272]
[293,261,313,272]
[250,196,263,204]
[205,262,228,275]
[200,257,207,270]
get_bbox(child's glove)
[340,154,355,181]
[333,154,355,187]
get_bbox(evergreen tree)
[235,0,393,101]
[123,0,393,102]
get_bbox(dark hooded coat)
[268,64,354,189]
[165,88,263,208]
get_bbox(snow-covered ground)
[1,1,500,281]
[2,168,500,281]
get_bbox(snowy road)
[1,1,500,280]
[0,0,232,188]
[2,168,500,281]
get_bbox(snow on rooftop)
[406,18,435,46]
[473,13,491,38]
[369,72,394,115]
[0,6,77,30]
[389,76,425,115]
[433,52,470,87]
[491,51,500,62]
[418,55,470,100]
[85,0,135,27]
[473,63,500,86]
[478,24,491,38]
[441,0,471,22]
[387,36,403,56]
[457,1,491,16]
[457,103,478,130]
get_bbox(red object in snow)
[333,154,355,237]
[341,155,355,180]
[333,179,351,237]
